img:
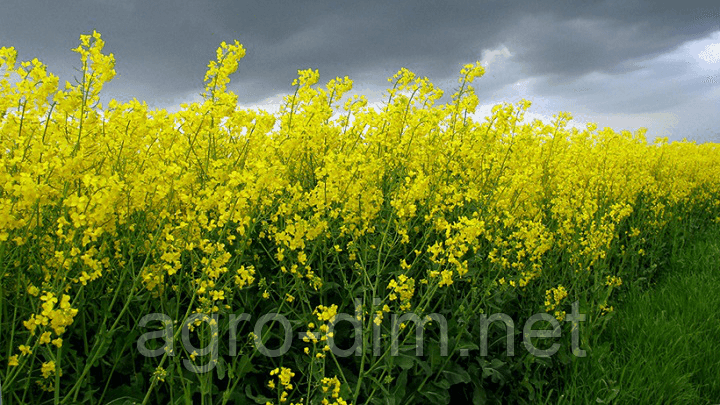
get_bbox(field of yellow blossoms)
[1,32,719,404]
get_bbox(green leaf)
[245,385,272,404]
[520,379,535,401]
[395,354,414,370]
[321,281,340,294]
[419,382,451,404]
[370,395,396,405]
[435,378,451,390]
[216,356,226,380]
[489,358,505,369]
[596,388,619,403]
[428,342,443,370]
[102,385,143,405]
[366,375,393,397]
[416,358,432,376]
[91,328,114,367]
[236,354,255,379]
[473,386,487,405]
[455,340,479,351]
[481,365,504,384]
[442,363,471,385]
[393,370,408,400]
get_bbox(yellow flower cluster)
[545,285,569,321]
[313,304,339,323]
[319,376,350,405]
[267,367,297,404]
[303,304,341,357]
[41,361,58,379]
[373,304,392,327]
[605,275,623,288]
[599,304,614,316]
[152,366,167,383]
[23,292,77,338]
[387,275,415,310]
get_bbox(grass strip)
[548,225,720,404]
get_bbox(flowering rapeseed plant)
[0,31,718,404]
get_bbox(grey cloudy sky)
[2,0,719,142]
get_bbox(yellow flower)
[600,304,614,315]
[210,289,225,301]
[545,285,568,312]
[27,285,40,296]
[605,275,623,288]
[18,344,32,355]
[313,305,338,323]
[39,331,52,345]
[373,312,383,326]
[41,361,56,378]
[153,366,167,382]
[8,355,19,366]
[438,269,454,287]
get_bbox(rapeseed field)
[1,32,718,404]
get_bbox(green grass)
[546,224,720,404]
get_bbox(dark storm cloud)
[530,55,708,115]
[1,0,719,140]
[0,1,711,98]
